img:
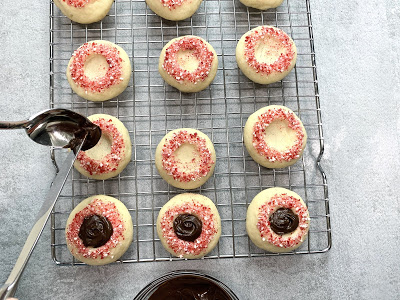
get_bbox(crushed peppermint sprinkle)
[66,198,125,259]
[62,0,92,8]
[161,130,214,182]
[162,37,214,84]
[252,107,304,162]
[257,193,309,248]
[69,41,123,93]
[159,0,186,9]
[244,26,295,74]
[77,118,125,175]
[160,199,217,256]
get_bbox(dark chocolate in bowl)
[134,271,239,300]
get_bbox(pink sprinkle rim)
[69,41,123,93]
[252,107,305,162]
[162,36,215,84]
[66,198,126,259]
[161,130,214,182]
[159,0,186,9]
[77,118,125,175]
[160,199,218,257]
[257,193,309,248]
[62,0,91,8]
[244,26,295,74]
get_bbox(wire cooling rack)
[49,0,331,265]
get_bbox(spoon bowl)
[0,108,101,151]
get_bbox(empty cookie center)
[263,119,297,151]
[173,143,199,170]
[85,132,112,160]
[84,54,109,80]
[176,49,200,72]
[255,37,284,64]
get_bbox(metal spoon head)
[26,109,101,151]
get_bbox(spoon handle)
[0,121,29,130]
[0,142,84,300]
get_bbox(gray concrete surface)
[0,0,399,299]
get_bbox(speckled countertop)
[0,0,399,299]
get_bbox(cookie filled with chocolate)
[65,195,133,265]
[246,187,310,253]
[156,193,221,259]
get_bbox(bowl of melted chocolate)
[134,271,239,300]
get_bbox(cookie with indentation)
[159,36,218,93]
[146,0,203,21]
[236,26,297,84]
[54,0,114,24]
[155,128,216,189]
[244,105,307,168]
[239,0,283,10]
[67,40,131,102]
[74,114,132,180]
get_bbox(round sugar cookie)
[244,105,307,168]
[65,195,133,265]
[146,0,203,21]
[74,114,132,180]
[239,0,283,10]
[67,40,131,102]
[54,0,114,24]
[159,36,218,93]
[157,193,221,259]
[155,128,216,189]
[236,26,297,84]
[246,187,310,253]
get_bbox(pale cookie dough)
[246,187,310,253]
[159,36,218,93]
[74,114,132,180]
[244,105,307,168]
[236,26,297,84]
[157,193,221,259]
[146,0,202,21]
[67,40,131,102]
[65,195,133,265]
[54,0,114,24]
[155,128,216,189]
[239,0,283,10]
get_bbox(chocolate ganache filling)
[148,275,232,300]
[269,208,299,235]
[78,214,113,248]
[173,213,202,242]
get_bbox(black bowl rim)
[133,270,240,300]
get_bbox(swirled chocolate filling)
[78,214,113,248]
[148,275,232,300]
[269,208,299,235]
[173,213,202,242]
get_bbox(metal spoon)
[0,109,101,300]
[0,108,101,151]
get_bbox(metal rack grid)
[49,0,331,265]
